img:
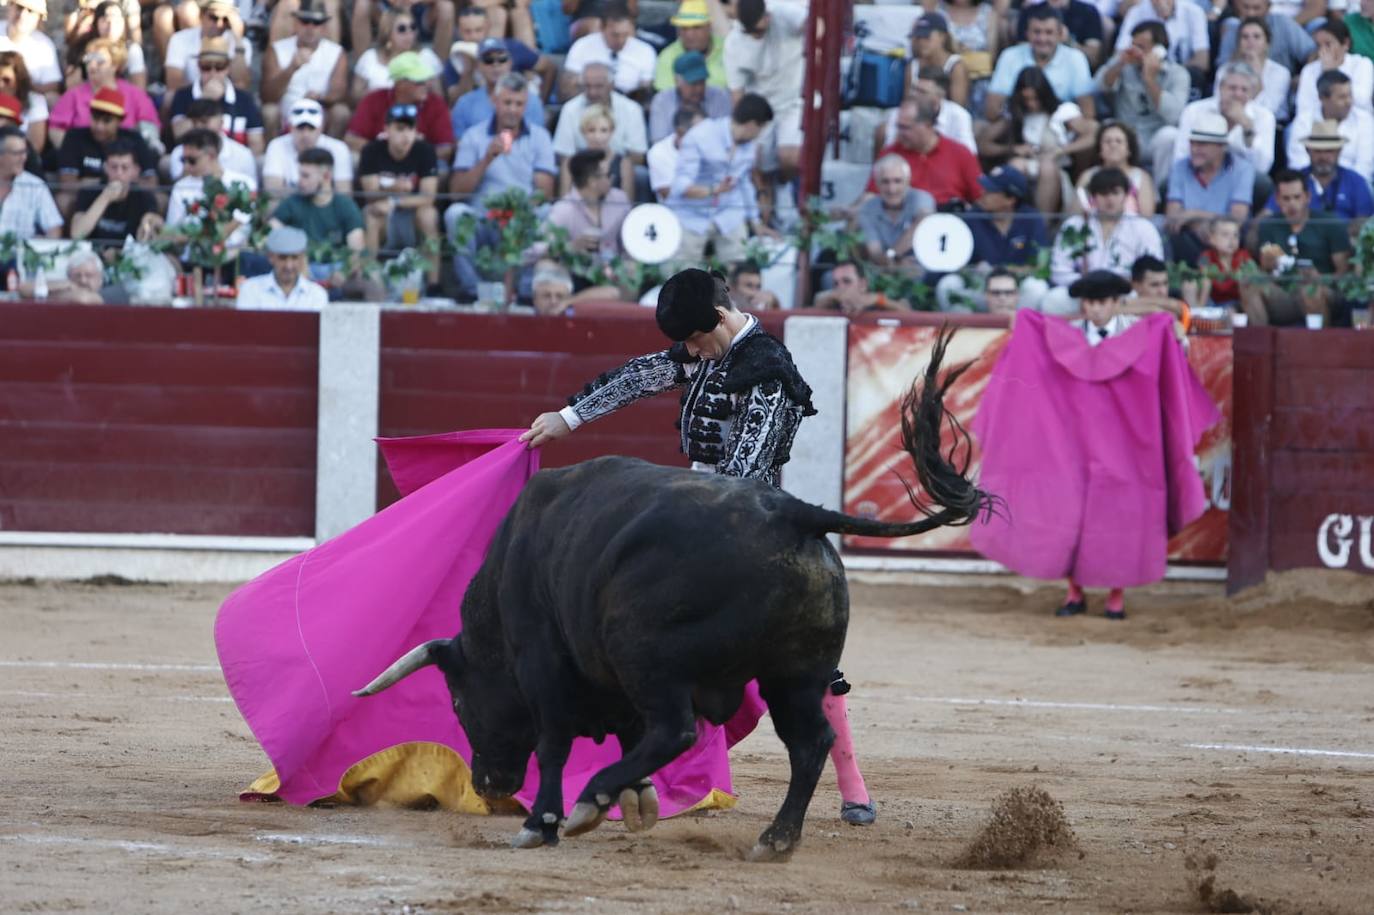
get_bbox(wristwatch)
[885,247,897,261]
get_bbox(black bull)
[356,330,994,861]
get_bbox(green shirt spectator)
[1347,3,1374,62]
[1256,206,1351,274]
[652,0,728,91]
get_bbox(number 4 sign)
[621,204,683,264]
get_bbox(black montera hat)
[1068,269,1132,300]
[656,268,722,341]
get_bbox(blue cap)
[978,165,1029,201]
[477,37,508,60]
[673,50,709,83]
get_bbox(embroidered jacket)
[559,319,816,486]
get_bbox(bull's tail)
[792,325,996,539]
[352,639,450,697]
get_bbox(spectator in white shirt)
[263,99,355,195]
[560,2,658,101]
[1045,167,1163,314]
[724,0,806,176]
[1171,62,1275,176]
[1,0,60,104]
[167,98,257,182]
[649,107,702,200]
[1287,70,1374,178]
[239,226,330,311]
[260,0,350,139]
[166,128,258,250]
[1114,0,1210,75]
[552,62,648,165]
[0,126,60,239]
[164,0,254,110]
[1294,20,1374,123]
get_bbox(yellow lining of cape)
[243,741,738,815]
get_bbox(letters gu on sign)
[1316,514,1374,570]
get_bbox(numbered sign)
[912,213,974,273]
[621,204,682,264]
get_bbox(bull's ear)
[432,638,465,677]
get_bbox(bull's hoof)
[563,800,609,837]
[746,838,795,863]
[619,782,660,833]
[511,827,547,849]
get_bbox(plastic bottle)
[32,270,47,301]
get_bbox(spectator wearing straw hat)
[261,0,349,139]
[1285,70,1374,181]
[347,51,455,166]
[1264,119,1374,223]
[164,0,253,105]
[654,0,727,92]
[238,226,330,311]
[263,99,354,195]
[1,0,61,104]
[648,50,730,144]
[168,37,266,156]
[1164,111,1254,265]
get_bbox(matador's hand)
[519,411,572,449]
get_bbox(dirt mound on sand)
[1172,569,1374,634]
[1184,843,1330,915]
[954,786,1077,869]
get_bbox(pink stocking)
[1066,579,1085,603]
[822,691,870,805]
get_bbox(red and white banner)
[842,324,1233,564]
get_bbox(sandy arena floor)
[2,571,1372,914]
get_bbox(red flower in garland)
[188,201,200,215]
[213,193,230,209]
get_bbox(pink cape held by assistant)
[215,429,764,818]
[969,312,1222,588]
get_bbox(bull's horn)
[352,639,447,697]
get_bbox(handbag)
[844,23,908,109]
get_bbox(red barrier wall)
[375,308,790,507]
[0,303,319,536]
[1230,328,1374,591]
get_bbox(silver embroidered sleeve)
[718,380,802,481]
[567,351,684,424]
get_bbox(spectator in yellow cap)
[654,0,729,92]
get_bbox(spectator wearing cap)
[1164,112,1255,265]
[164,0,253,110]
[962,164,1049,269]
[447,71,556,299]
[168,37,266,157]
[441,6,551,107]
[1095,22,1190,182]
[0,52,46,156]
[654,0,728,92]
[985,5,1094,121]
[866,99,983,209]
[347,51,455,166]
[261,0,349,139]
[1215,0,1315,76]
[263,99,355,196]
[1246,169,1352,327]
[1286,70,1374,180]
[1047,167,1163,312]
[57,88,158,216]
[667,93,778,263]
[358,102,440,286]
[552,62,648,165]
[1015,0,1103,68]
[350,0,455,79]
[2,0,61,105]
[908,14,971,111]
[48,38,159,152]
[71,138,160,244]
[648,51,731,144]
[857,154,935,269]
[0,126,59,240]
[648,107,701,200]
[271,146,365,265]
[1113,0,1210,76]
[0,91,41,174]
[238,226,330,311]
[877,67,976,157]
[724,0,806,178]
[168,98,257,182]
[356,7,445,103]
[450,37,546,140]
[1265,119,1374,224]
[1171,62,1275,176]
[560,2,658,101]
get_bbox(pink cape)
[969,312,1221,588]
[215,429,764,818]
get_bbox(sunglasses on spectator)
[83,53,111,65]
[481,52,509,64]
[388,103,419,120]
[200,60,230,71]
[395,22,414,32]
[209,14,231,24]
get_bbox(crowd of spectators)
[0,0,1369,325]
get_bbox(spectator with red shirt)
[1196,216,1253,309]
[865,99,982,209]
[346,51,455,168]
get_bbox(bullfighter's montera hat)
[656,268,722,341]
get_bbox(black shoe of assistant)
[1055,600,1086,617]
[1104,609,1127,621]
[841,800,877,826]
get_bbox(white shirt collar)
[721,313,757,358]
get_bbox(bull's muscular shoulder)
[723,332,817,416]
